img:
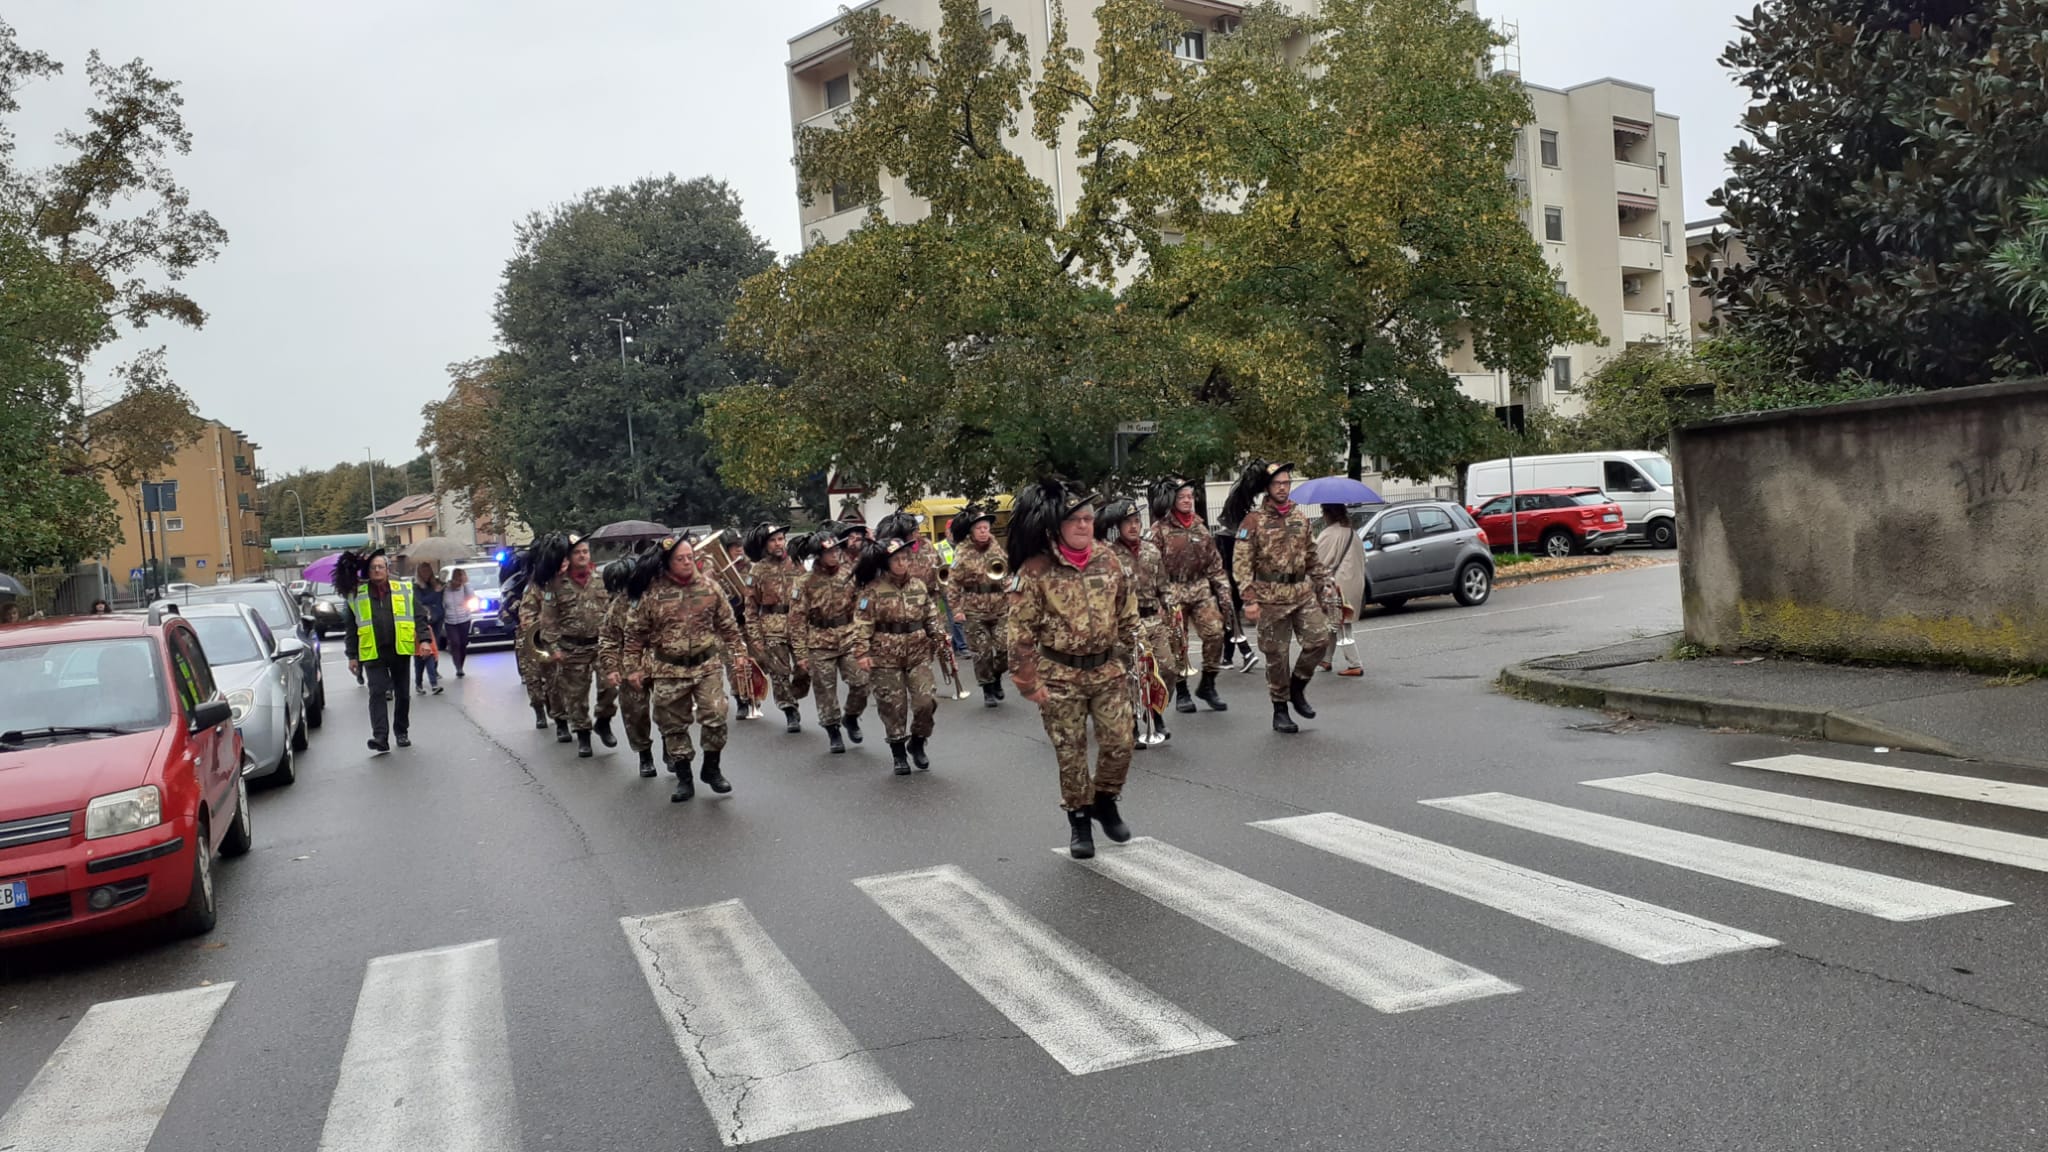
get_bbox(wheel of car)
[1454,560,1493,606]
[220,773,254,858]
[1648,519,1677,549]
[1540,529,1577,559]
[291,712,309,752]
[307,682,325,729]
[271,737,297,786]
[170,820,218,937]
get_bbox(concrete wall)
[1676,379,2048,669]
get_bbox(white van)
[1464,450,1678,548]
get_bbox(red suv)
[1470,487,1627,557]
[0,611,252,946]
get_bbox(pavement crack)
[1769,947,2048,1032]
[1128,761,1313,816]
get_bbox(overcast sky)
[9,0,1753,475]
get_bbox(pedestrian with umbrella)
[1291,477,1384,679]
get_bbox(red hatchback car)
[0,611,252,946]
[1470,487,1628,557]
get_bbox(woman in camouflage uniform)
[946,504,1011,706]
[1222,461,1335,734]
[742,522,812,733]
[790,522,869,754]
[1096,499,1172,748]
[853,538,946,775]
[597,558,656,776]
[518,533,610,753]
[623,534,750,803]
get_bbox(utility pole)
[283,488,307,542]
[606,316,641,511]
[364,447,379,546]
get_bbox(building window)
[1666,290,1677,321]
[1174,29,1205,61]
[830,179,855,214]
[1539,129,1559,168]
[163,517,184,532]
[168,555,187,568]
[1543,206,1563,243]
[1658,152,1668,185]
[1551,356,1573,392]
[237,492,251,510]
[824,74,851,110]
[1554,279,1568,297]
[1662,221,1672,253]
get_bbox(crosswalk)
[4,751,2039,1148]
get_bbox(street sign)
[1116,421,1158,434]
[130,568,145,581]
[142,480,179,513]
[195,559,206,569]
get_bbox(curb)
[1494,557,1657,588]
[1496,663,2048,770]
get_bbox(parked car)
[444,561,517,647]
[1354,500,1495,611]
[304,581,350,639]
[1465,450,1678,548]
[1471,487,1627,558]
[0,611,252,946]
[155,580,324,731]
[177,603,305,785]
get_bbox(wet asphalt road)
[5,560,2047,1152]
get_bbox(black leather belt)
[1255,571,1306,584]
[656,648,717,668]
[1043,647,1113,671]
[757,604,789,615]
[959,580,1006,594]
[809,612,853,629]
[874,621,923,634]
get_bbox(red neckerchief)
[665,568,694,587]
[368,580,390,601]
[1118,536,1141,558]
[1269,499,1294,517]
[1057,542,1092,568]
[568,567,592,587]
[1173,510,1197,529]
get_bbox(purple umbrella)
[1290,476,1385,505]
[300,553,342,583]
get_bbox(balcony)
[1452,371,1508,403]
[797,103,849,133]
[1621,309,1671,345]
[1614,161,1658,203]
[804,198,891,249]
[1619,235,1664,271]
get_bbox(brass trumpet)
[986,553,1008,581]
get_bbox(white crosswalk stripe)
[856,864,1233,1074]
[1423,792,2007,921]
[1735,754,2048,814]
[1255,812,1779,964]
[1064,837,1518,1012]
[316,939,521,1152]
[1585,772,2048,874]
[621,900,914,1147]
[0,983,234,1152]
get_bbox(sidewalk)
[1501,633,2048,772]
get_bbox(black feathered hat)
[602,557,634,595]
[1221,461,1292,533]
[1006,479,1097,572]
[813,520,851,554]
[743,522,786,563]
[949,502,996,544]
[627,532,691,600]
[853,539,908,586]
[333,549,384,598]
[529,532,573,588]
[1094,499,1138,542]
[875,511,921,543]
[1149,477,1207,525]
[786,531,815,562]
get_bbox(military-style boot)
[908,735,930,771]
[843,715,864,745]
[1090,793,1132,843]
[1133,718,1148,752]
[1173,678,1197,714]
[670,759,695,802]
[555,718,571,743]
[699,750,732,794]
[1272,700,1299,734]
[637,748,656,778]
[1066,808,1097,860]
[993,679,1006,700]
[981,682,999,708]
[826,724,846,754]
[1196,671,1229,711]
[1289,675,1317,720]
[596,717,617,747]
[783,707,802,734]
[575,730,593,758]
[889,741,912,775]
[533,705,548,729]
[1152,710,1171,741]
[734,696,751,721]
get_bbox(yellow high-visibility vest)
[351,580,417,661]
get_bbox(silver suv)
[1355,500,1494,611]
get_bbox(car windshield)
[181,585,293,630]
[1568,493,1610,506]
[452,565,501,591]
[0,638,170,737]
[1635,456,1673,486]
[188,615,264,666]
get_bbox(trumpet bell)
[987,554,1008,580]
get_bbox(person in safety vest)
[338,548,431,754]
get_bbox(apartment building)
[98,419,268,585]
[1685,215,1746,339]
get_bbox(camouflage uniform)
[1232,500,1334,702]
[743,555,811,711]
[513,598,550,714]
[1010,546,1140,810]
[719,554,754,707]
[790,563,868,726]
[624,570,746,764]
[948,539,1010,686]
[597,591,653,754]
[518,569,609,728]
[1112,536,1177,684]
[854,575,944,743]
[1153,515,1233,674]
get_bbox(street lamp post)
[283,488,307,542]
[606,316,640,511]
[364,447,379,545]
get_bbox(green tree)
[494,175,773,530]
[418,356,521,530]
[1989,180,2048,325]
[1708,0,2048,388]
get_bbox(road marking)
[621,901,912,1146]
[1063,837,1516,1012]
[1585,773,2048,874]
[1423,792,2005,921]
[1357,595,1605,633]
[1255,812,1778,964]
[855,864,1232,1074]
[316,939,520,1152]
[1735,754,2048,814]
[0,983,233,1152]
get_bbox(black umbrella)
[0,573,24,599]
[587,520,671,544]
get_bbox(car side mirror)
[1629,478,1654,493]
[275,637,307,661]
[1378,532,1405,547]
[190,698,232,731]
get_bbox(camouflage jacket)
[597,591,630,680]
[946,539,1009,620]
[900,539,943,596]
[1008,545,1138,693]
[790,563,860,655]
[1152,515,1233,611]
[853,577,945,668]
[623,572,746,681]
[1110,537,1171,616]
[1232,500,1330,609]
[518,568,607,648]
[743,556,803,641]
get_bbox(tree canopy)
[418,356,522,533]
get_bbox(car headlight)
[227,689,255,723]
[86,785,163,840]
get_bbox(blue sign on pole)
[195,559,206,569]
[130,568,145,581]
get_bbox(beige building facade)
[99,419,268,585]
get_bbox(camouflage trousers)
[753,629,810,711]
[806,647,869,726]
[650,673,727,763]
[596,673,653,753]
[515,630,548,711]
[965,615,1010,686]
[1167,584,1228,675]
[549,642,600,730]
[871,661,936,743]
[1254,598,1329,702]
[1035,662,1134,810]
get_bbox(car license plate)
[0,880,25,910]
[1603,513,1620,522]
